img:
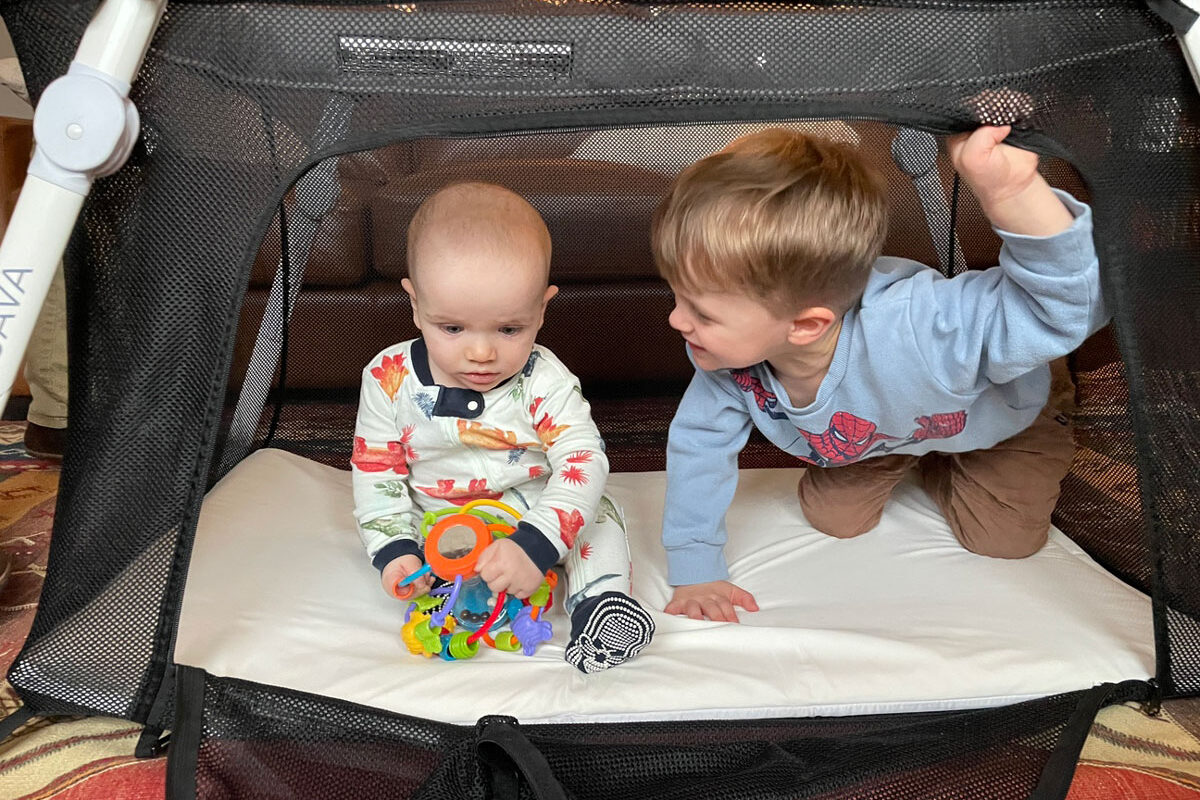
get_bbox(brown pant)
[796,409,1075,559]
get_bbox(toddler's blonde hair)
[652,128,889,315]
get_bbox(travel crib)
[2,1,1199,798]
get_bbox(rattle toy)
[396,499,556,660]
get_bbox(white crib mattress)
[175,448,1153,726]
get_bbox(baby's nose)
[467,339,496,361]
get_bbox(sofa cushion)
[412,130,590,169]
[368,158,669,283]
[247,144,415,289]
[339,141,414,184]
[250,189,371,288]
[231,279,689,390]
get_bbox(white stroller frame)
[0,0,162,411]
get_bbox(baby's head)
[402,182,556,392]
[653,127,889,317]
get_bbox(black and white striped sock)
[565,591,655,674]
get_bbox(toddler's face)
[667,284,794,372]
[405,255,554,392]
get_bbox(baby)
[351,181,654,672]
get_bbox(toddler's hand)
[476,537,546,599]
[947,125,1040,209]
[665,580,759,623]
[947,125,1074,237]
[380,554,432,600]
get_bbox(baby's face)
[406,252,554,392]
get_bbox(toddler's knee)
[962,527,1048,560]
[804,508,881,540]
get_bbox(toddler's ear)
[787,306,838,346]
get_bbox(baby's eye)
[499,326,523,336]
[440,324,463,335]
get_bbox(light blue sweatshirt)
[663,190,1107,586]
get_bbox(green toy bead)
[448,631,480,659]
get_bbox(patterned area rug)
[1,419,1198,799]
[1070,702,1200,799]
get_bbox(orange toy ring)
[424,513,492,580]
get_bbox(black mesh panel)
[0,0,1195,794]
[181,671,1145,800]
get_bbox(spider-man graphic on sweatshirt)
[730,370,968,466]
[663,191,1109,586]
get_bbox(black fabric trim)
[475,715,567,800]
[510,522,560,574]
[0,706,33,742]
[135,725,169,759]
[433,387,486,419]
[166,665,204,800]
[409,338,487,419]
[372,537,423,572]
[1147,0,1198,33]
[410,337,435,385]
[136,662,176,758]
[1029,679,1149,800]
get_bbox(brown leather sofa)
[231,121,1086,399]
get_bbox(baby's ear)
[543,285,559,306]
[401,278,420,326]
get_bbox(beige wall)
[0,19,34,119]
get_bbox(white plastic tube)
[0,0,164,414]
[74,0,166,85]
[1184,24,1200,93]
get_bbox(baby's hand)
[475,537,546,599]
[380,554,432,600]
[665,580,759,623]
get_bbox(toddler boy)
[653,126,1106,622]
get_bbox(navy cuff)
[509,521,560,574]
[371,538,424,572]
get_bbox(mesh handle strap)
[0,705,34,742]
[1029,679,1152,800]
[475,715,568,800]
[891,127,966,277]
